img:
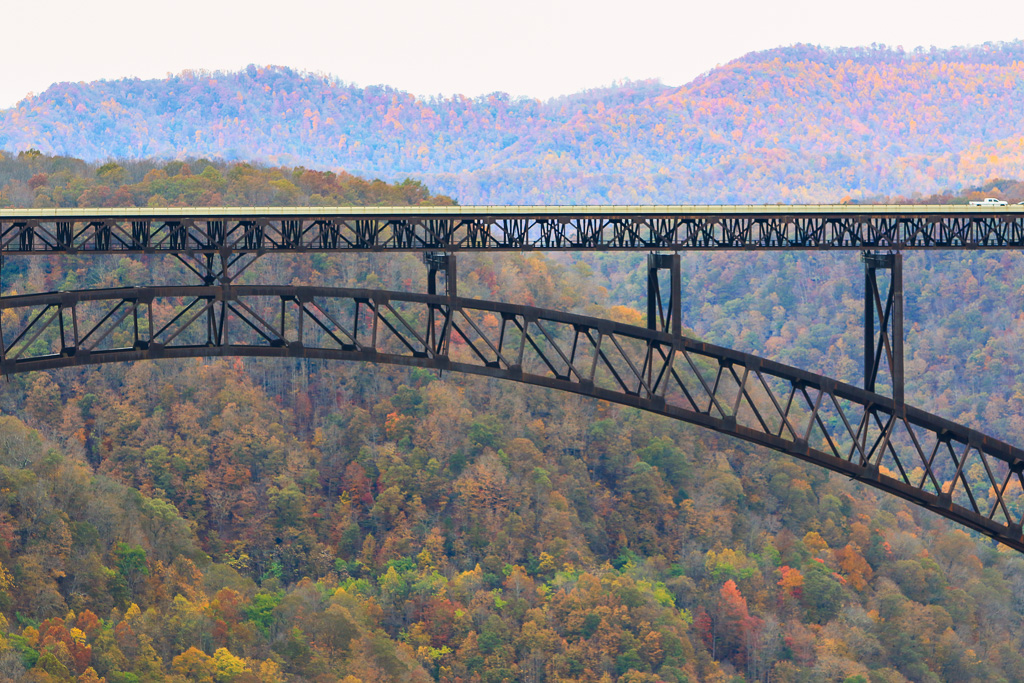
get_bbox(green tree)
[113,543,149,598]
[800,561,843,624]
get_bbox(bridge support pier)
[425,251,456,299]
[424,252,456,357]
[647,253,681,336]
[863,252,904,407]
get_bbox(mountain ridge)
[2,42,1024,204]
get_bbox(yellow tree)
[172,646,216,683]
[212,647,248,682]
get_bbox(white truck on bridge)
[969,197,1009,206]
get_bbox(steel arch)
[3,284,1024,551]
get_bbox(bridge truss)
[1,205,1024,255]
[2,206,1024,549]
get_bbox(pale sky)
[1,0,1023,108]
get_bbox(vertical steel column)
[863,252,904,407]
[647,253,681,336]
[204,253,218,346]
[892,255,904,408]
[424,252,456,357]
[425,251,456,299]
[864,260,874,390]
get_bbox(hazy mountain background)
[2,42,1024,204]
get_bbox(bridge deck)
[2,204,1024,254]
[2,204,1024,218]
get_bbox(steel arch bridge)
[3,206,1024,551]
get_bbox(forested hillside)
[0,150,454,209]
[2,156,1024,681]
[3,43,1024,204]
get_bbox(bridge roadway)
[2,204,1024,253]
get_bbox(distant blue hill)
[2,42,1024,204]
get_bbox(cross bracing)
[3,204,1024,551]
[1,205,1023,254]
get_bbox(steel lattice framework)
[3,284,1024,551]
[1,205,1024,254]
[6,204,1024,549]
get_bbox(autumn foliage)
[0,156,1021,681]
